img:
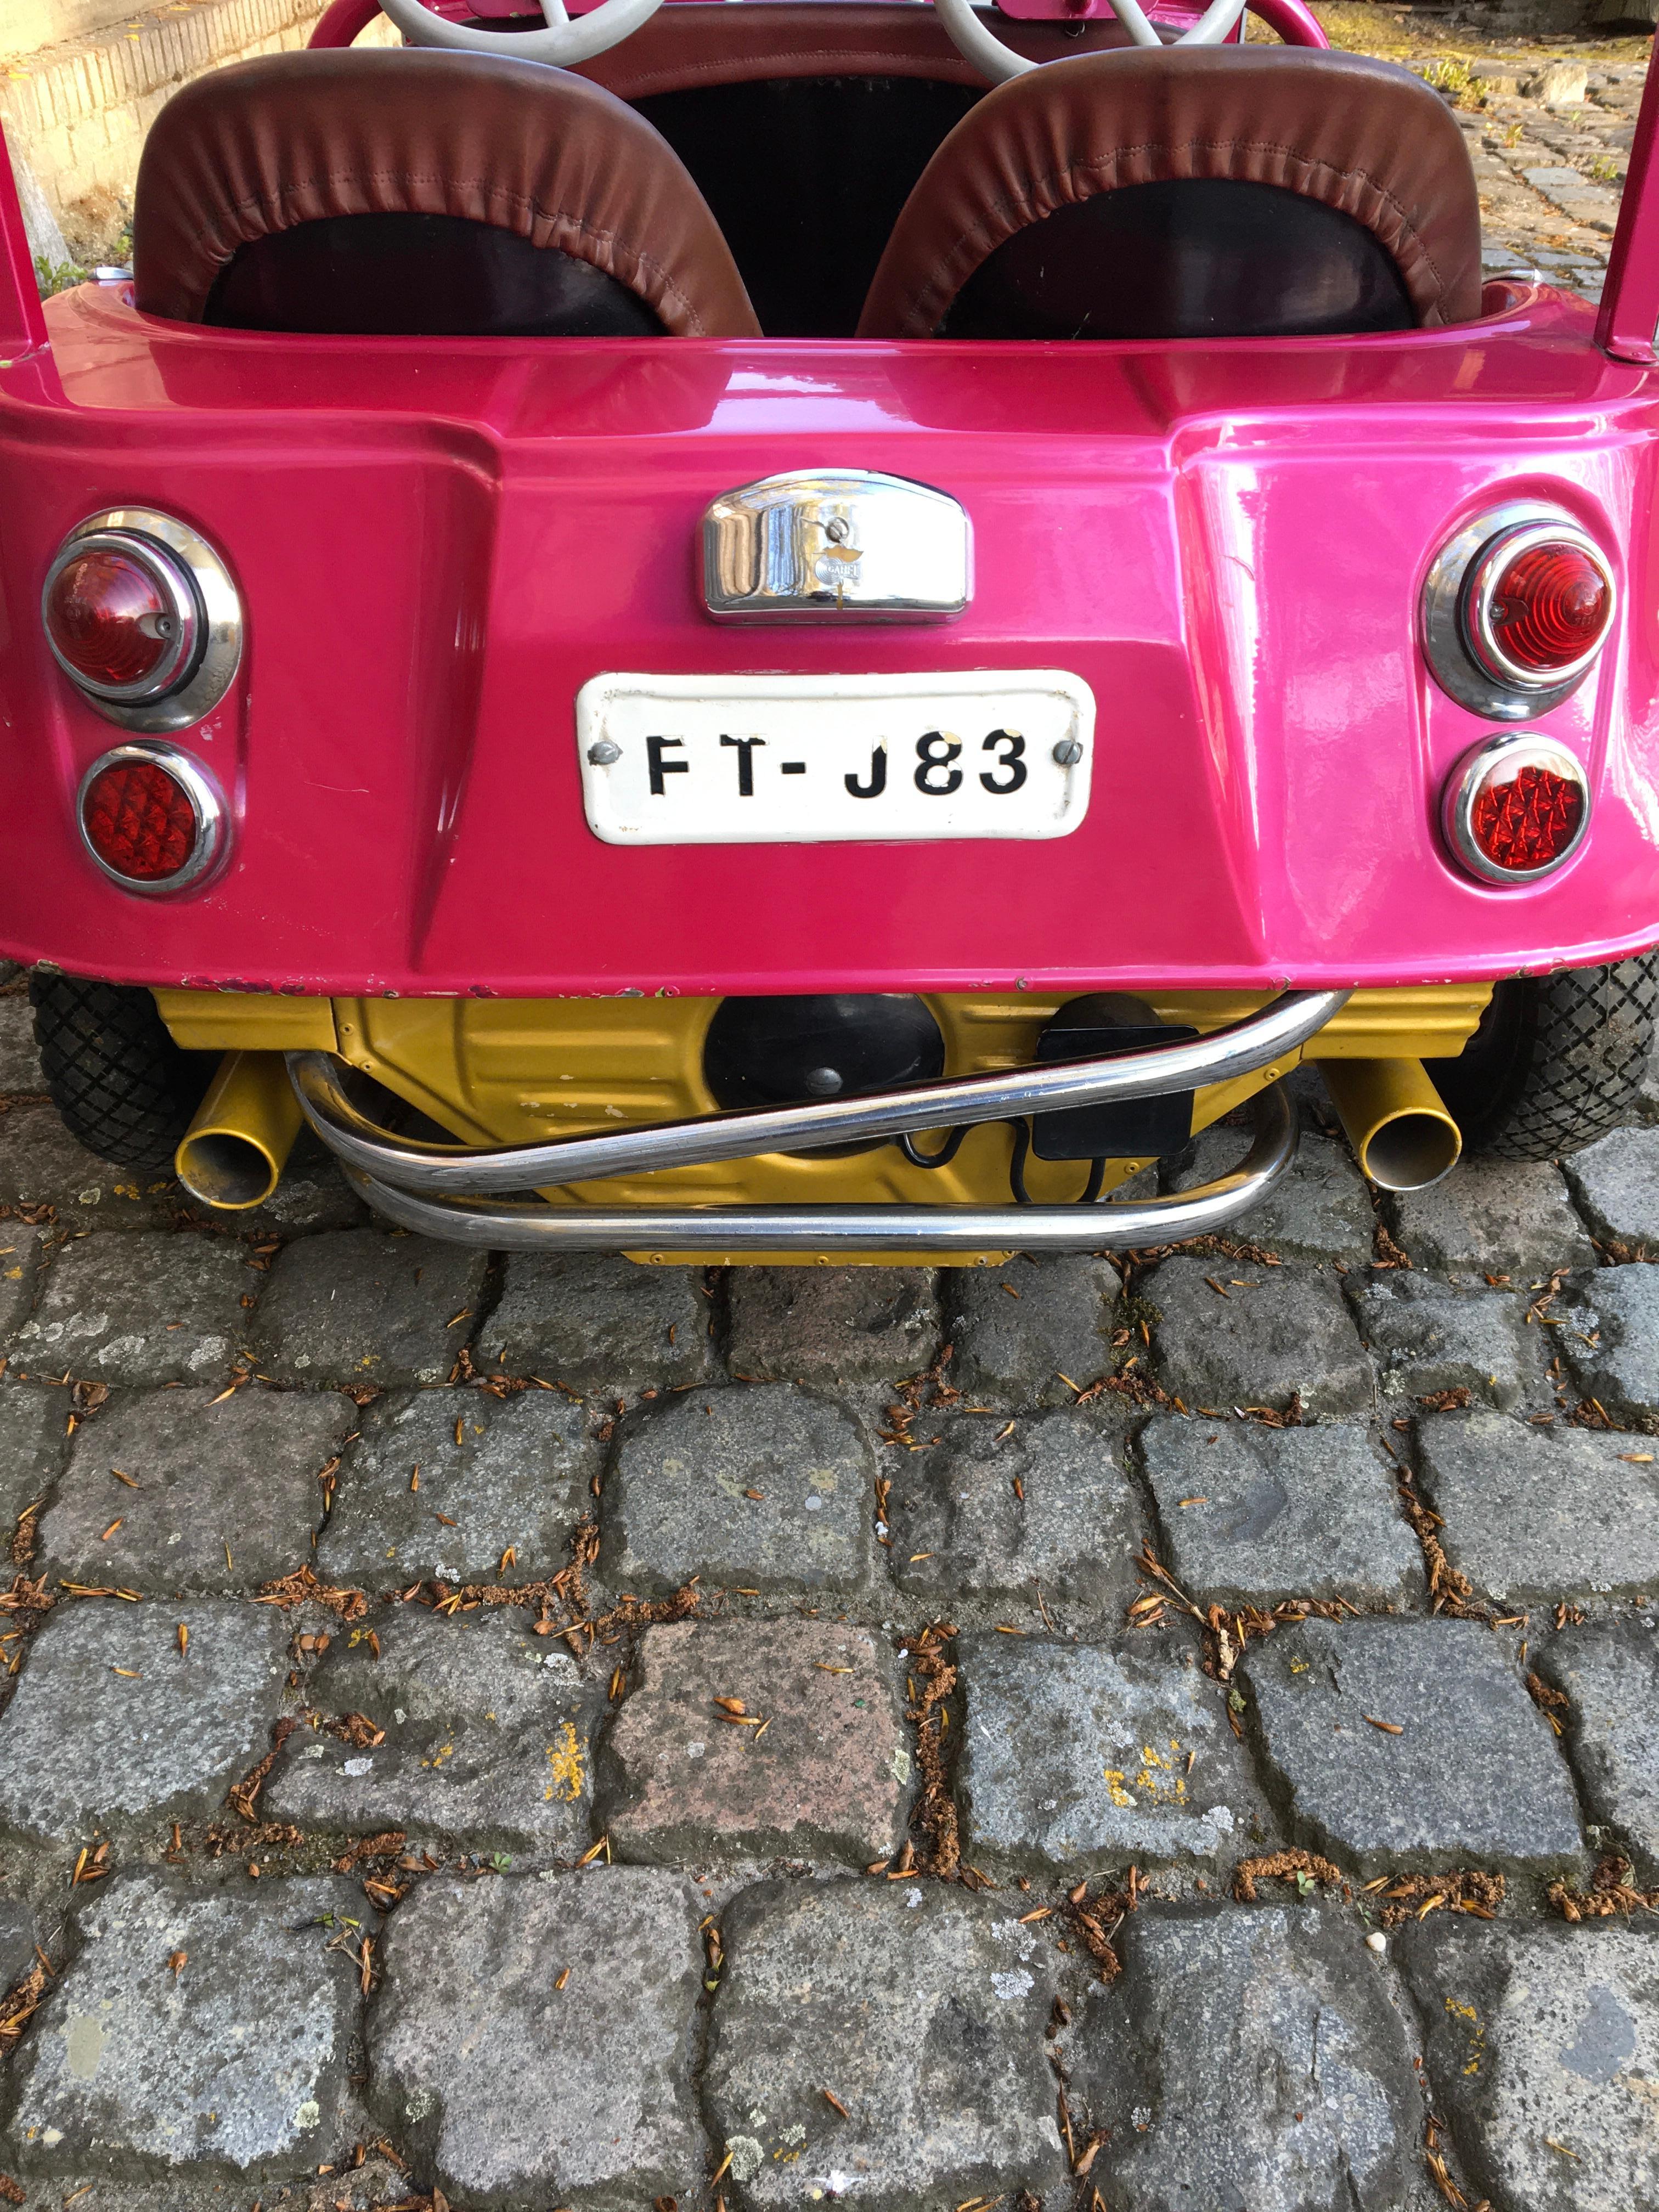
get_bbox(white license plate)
[575,670,1094,846]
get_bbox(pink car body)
[4,1,1658,1251]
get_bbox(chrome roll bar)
[288,986,1347,1197]
[343,1079,1300,1254]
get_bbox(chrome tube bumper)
[290,988,1345,1193]
[289,987,1347,1253]
[340,1080,1298,1252]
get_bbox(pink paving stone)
[601,1618,910,1865]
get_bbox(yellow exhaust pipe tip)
[1320,1058,1462,1193]
[175,1051,302,1211]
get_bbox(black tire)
[29,974,213,1173]
[1427,953,1659,1162]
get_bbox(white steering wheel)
[935,0,1248,82]
[377,0,662,67]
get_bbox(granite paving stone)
[37,1386,357,1595]
[1350,1274,1539,1411]
[726,1265,939,1386]
[942,1255,1119,1409]
[267,1608,601,1853]
[1139,1414,1423,1606]
[1173,1128,1376,1264]
[1386,1158,1596,1282]
[4,1871,363,2180]
[1418,1410,1659,1604]
[1560,1264,1659,1427]
[1539,1617,1659,1875]
[603,1383,871,1594]
[705,1881,1065,2211]
[1242,1618,1583,1874]
[250,1229,488,1388]
[189,1133,370,1238]
[0,1893,37,1990]
[0,1601,289,1842]
[1074,1906,1425,2212]
[886,1409,1140,1615]
[316,1386,597,1588]
[475,1252,710,1398]
[1400,1920,1659,2212]
[1562,1126,1659,1253]
[0,1103,177,1226]
[1146,1255,1372,1417]
[0,1384,70,1540]
[369,1868,706,2210]
[13,1232,255,1385]
[600,1620,907,1865]
[0,1221,44,1339]
[0,991,43,1093]
[958,1635,1267,1871]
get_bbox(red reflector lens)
[1470,759,1584,874]
[44,549,176,691]
[80,757,199,882]
[1486,541,1610,676]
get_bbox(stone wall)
[3,0,396,266]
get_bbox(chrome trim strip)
[1440,729,1590,888]
[346,1080,1298,1252]
[48,508,242,735]
[289,986,1347,1194]
[75,740,230,896]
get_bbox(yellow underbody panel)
[154,985,1491,1265]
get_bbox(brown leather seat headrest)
[133,46,760,336]
[858,46,1483,338]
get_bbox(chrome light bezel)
[76,740,230,896]
[1422,501,1615,720]
[1441,729,1590,888]
[44,508,242,732]
[42,530,200,704]
[1464,518,1616,691]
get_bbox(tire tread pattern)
[1474,953,1658,1161]
[29,975,208,1172]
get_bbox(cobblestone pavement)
[1428,57,1638,307]
[2,20,1657,2210]
[0,975,1656,2211]
[1304,7,1655,308]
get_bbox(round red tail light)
[77,744,227,894]
[1465,522,1614,691]
[43,534,198,702]
[1484,540,1610,678]
[1443,733,1589,886]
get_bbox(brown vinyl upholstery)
[857,47,1483,338]
[133,47,760,335]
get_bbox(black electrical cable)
[904,1120,1104,1204]
[900,1125,969,1169]
[1007,1118,1032,1205]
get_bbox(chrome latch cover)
[701,469,971,622]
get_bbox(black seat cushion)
[941,176,1414,340]
[860,48,1484,340]
[133,47,758,335]
[204,210,663,336]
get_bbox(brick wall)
[3,0,396,262]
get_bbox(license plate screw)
[1053,738,1084,765]
[587,740,622,765]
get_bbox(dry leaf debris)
[1362,1869,1504,1928]
[1549,1855,1659,1922]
